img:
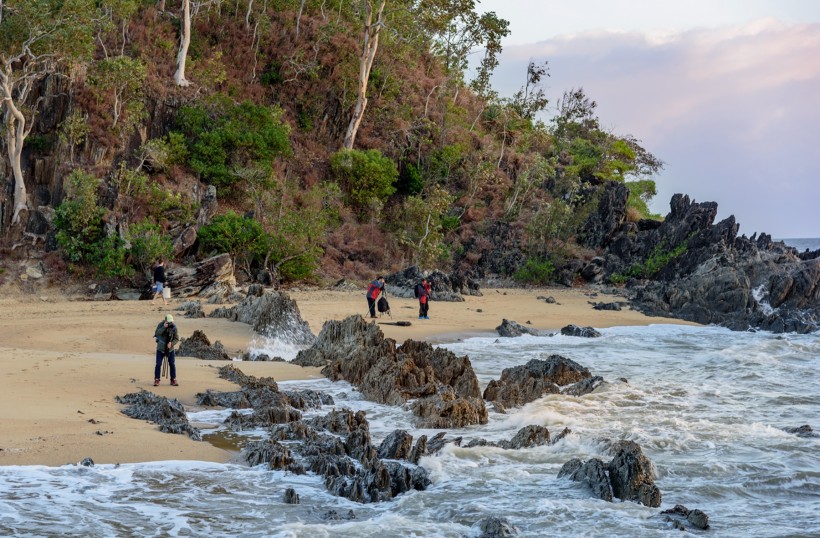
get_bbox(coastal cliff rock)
[165,254,237,300]
[602,193,819,333]
[483,356,593,408]
[210,290,316,344]
[295,315,487,428]
[383,265,482,300]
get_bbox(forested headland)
[0,0,697,289]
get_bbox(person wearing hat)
[365,275,385,319]
[153,314,180,386]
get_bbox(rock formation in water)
[483,355,594,408]
[293,315,487,428]
[558,439,662,508]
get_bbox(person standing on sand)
[154,314,179,386]
[151,260,168,305]
[366,276,385,319]
[415,277,431,319]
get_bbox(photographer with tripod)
[153,314,180,386]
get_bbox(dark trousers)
[419,300,429,317]
[154,350,176,380]
[367,297,377,317]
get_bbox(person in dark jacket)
[151,260,168,305]
[366,276,385,318]
[154,314,180,386]
[415,277,432,319]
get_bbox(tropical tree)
[0,0,97,225]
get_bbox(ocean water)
[1,325,818,537]
[778,237,820,252]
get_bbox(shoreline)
[0,286,698,467]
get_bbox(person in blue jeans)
[154,314,179,386]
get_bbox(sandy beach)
[0,287,695,467]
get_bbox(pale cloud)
[487,19,820,237]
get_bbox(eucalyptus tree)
[342,0,386,150]
[173,0,192,86]
[0,0,97,226]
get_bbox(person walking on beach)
[154,314,179,386]
[366,276,385,319]
[415,277,432,319]
[151,260,168,305]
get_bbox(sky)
[477,0,820,238]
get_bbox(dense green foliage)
[514,258,556,284]
[175,96,291,192]
[54,170,106,264]
[329,149,398,219]
[198,211,265,277]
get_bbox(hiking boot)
[170,379,179,386]
[153,378,160,386]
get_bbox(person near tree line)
[151,260,168,305]
[366,276,385,319]
[154,314,179,386]
[415,277,432,319]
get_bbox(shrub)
[54,170,105,263]
[175,95,291,190]
[198,211,265,276]
[127,219,174,275]
[329,148,398,218]
[514,258,556,284]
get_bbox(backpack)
[377,296,390,313]
[414,284,420,298]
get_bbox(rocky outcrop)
[464,425,557,450]
[560,324,602,338]
[558,458,613,502]
[661,504,710,531]
[244,409,431,503]
[210,290,316,344]
[496,319,550,337]
[483,356,593,408]
[383,265,482,301]
[604,194,819,333]
[166,254,237,300]
[116,390,201,440]
[177,330,230,360]
[296,315,487,428]
[475,516,519,537]
[607,440,662,507]
[558,440,661,508]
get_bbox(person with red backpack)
[415,277,431,319]
[366,276,385,318]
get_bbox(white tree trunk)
[173,0,192,87]
[342,0,385,150]
[1,75,29,224]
